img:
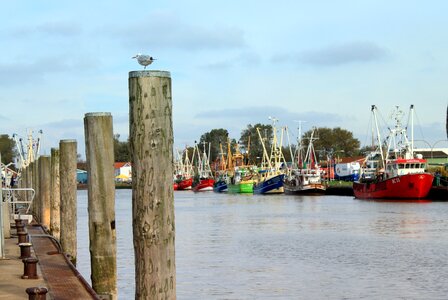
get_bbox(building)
[414,147,448,166]
[114,162,132,182]
[77,169,88,184]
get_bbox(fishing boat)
[284,127,326,195]
[192,142,215,192]
[214,139,257,193]
[353,105,434,199]
[174,148,194,190]
[253,117,286,194]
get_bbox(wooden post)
[32,161,39,221]
[129,70,176,299]
[84,112,117,299]
[38,156,51,229]
[50,148,61,240]
[26,165,32,203]
[59,139,78,265]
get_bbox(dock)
[0,221,98,300]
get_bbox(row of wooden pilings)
[16,70,176,300]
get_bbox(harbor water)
[77,190,448,299]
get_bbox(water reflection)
[77,190,448,299]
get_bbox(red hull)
[177,177,193,190]
[353,173,434,199]
[193,178,215,192]
[173,183,179,190]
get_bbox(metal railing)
[2,188,35,222]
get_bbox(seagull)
[132,53,156,69]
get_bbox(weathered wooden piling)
[31,161,39,221]
[25,165,32,203]
[84,112,117,299]
[129,70,176,299]
[38,156,51,229]
[50,148,61,240]
[59,139,78,265]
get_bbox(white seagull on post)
[132,54,156,69]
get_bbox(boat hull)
[284,183,326,195]
[177,177,193,190]
[193,178,215,192]
[213,180,228,193]
[353,173,434,199]
[253,174,285,194]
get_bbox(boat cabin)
[386,158,427,178]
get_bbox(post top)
[129,70,171,79]
[85,112,112,117]
[60,139,77,144]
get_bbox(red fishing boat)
[192,141,215,192]
[177,177,193,190]
[174,147,194,190]
[353,105,434,200]
[192,178,215,192]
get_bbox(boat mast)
[372,105,385,168]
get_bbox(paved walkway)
[1,224,99,300]
[0,230,47,299]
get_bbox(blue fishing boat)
[213,179,228,192]
[252,117,287,194]
[253,173,285,194]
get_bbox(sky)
[1,1,447,160]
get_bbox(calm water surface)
[77,190,448,299]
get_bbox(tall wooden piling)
[31,161,39,221]
[38,156,51,229]
[50,148,61,240]
[25,165,32,203]
[84,112,117,299]
[129,70,176,299]
[59,139,78,265]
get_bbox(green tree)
[114,134,130,162]
[301,127,360,159]
[198,129,235,162]
[239,123,273,165]
[0,134,17,166]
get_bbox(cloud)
[195,106,343,122]
[200,51,261,70]
[0,56,99,86]
[7,21,82,38]
[110,12,246,51]
[272,42,390,66]
[36,21,82,36]
[0,114,10,121]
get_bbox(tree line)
[1,126,361,166]
[113,124,361,164]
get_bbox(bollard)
[25,286,48,300]
[19,242,33,259]
[22,257,39,279]
[15,219,25,228]
[18,232,28,244]
[16,222,26,234]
